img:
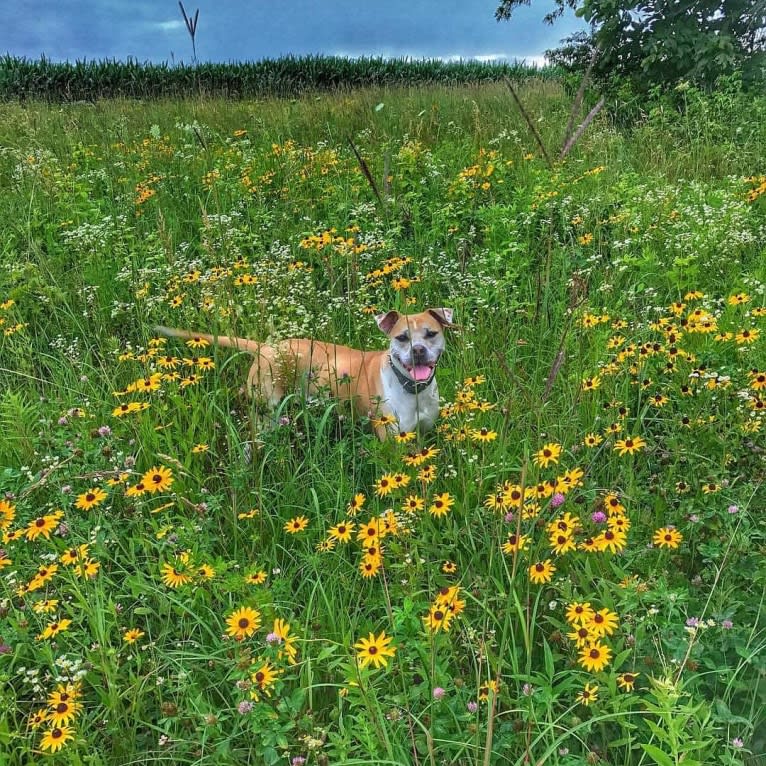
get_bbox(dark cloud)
[4,1,584,62]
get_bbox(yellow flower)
[250,660,280,699]
[243,569,266,586]
[581,375,601,392]
[160,562,192,588]
[328,519,355,542]
[617,672,640,691]
[533,442,562,468]
[347,493,365,515]
[40,725,75,753]
[428,492,454,518]
[284,515,309,534]
[354,630,396,670]
[528,559,556,584]
[735,328,759,344]
[471,427,497,443]
[423,604,454,633]
[614,435,646,455]
[374,473,396,497]
[587,608,619,637]
[272,618,298,664]
[578,641,612,672]
[75,487,107,511]
[653,526,683,549]
[576,683,599,706]
[226,606,262,640]
[583,433,603,448]
[502,532,530,555]
[140,465,174,494]
[123,628,145,644]
[37,618,72,641]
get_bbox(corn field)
[0,55,556,101]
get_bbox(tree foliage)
[496,0,766,89]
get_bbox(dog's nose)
[412,344,427,361]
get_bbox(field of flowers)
[0,80,764,765]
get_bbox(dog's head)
[375,308,454,382]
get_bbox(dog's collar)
[389,356,436,395]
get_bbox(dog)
[154,308,454,440]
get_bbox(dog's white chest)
[380,366,440,434]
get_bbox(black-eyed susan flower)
[40,725,75,753]
[75,487,107,511]
[250,660,279,699]
[160,562,192,588]
[534,442,562,468]
[245,570,267,585]
[141,466,174,494]
[471,427,497,443]
[32,598,59,614]
[576,683,599,706]
[587,608,619,637]
[47,696,81,727]
[428,492,454,518]
[347,493,365,515]
[328,520,354,543]
[442,560,457,574]
[271,618,298,664]
[549,533,576,556]
[502,532,530,555]
[359,557,381,578]
[37,618,72,641]
[566,601,595,626]
[423,604,454,633]
[653,526,683,549]
[594,528,627,554]
[567,624,596,647]
[123,628,145,644]
[578,641,612,672]
[583,433,603,448]
[374,474,396,497]
[581,375,601,392]
[401,495,425,514]
[284,516,309,534]
[614,435,646,455]
[617,672,640,691]
[529,559,556,584]
[735,328,759,345]
[226,606,262,640]
[354,630,396,670]
[25,511,63,541]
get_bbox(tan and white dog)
[155,308,454,440]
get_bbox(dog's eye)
[424,329,439,339]
[396,333,409,342]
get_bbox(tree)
[496,0,766,89]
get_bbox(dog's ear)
[375,310,401,335]
[428,308,455,327]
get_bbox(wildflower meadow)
[0,79,764,764]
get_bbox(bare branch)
[504,77,553,168]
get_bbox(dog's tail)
[153,326,263,355]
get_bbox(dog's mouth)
[398,358,436,382]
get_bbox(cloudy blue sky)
[7,1,585,65]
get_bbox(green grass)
[0,78,764,765]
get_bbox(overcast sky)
[6,1,585,65]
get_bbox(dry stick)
[347,137,383,205]
[558,97,606,162]
[504,78,553,169]
[560,46,600,153]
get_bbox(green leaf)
[640,743,674,766]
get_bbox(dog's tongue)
[413,365,432,381]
